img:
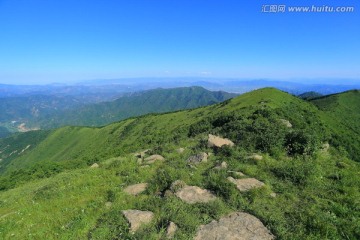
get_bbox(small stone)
[187,152,208,164]
[279,119,292,128]
[166,221,177,239]
[214,161,228,170]
[270,192,277,198]
[90,163,99,168]
[176,148,185,154]
[105,202,112,208]
[321,143,330,152]
[124,183,148,196]
[246,154,263,161]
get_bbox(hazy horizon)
[1,77,360,87]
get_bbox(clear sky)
[0,0,359,84]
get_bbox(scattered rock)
[176,148,185,154]
[144,154,165,164]
[214,161,228,170]
[122,210,154,232]
[166,221,177,239]
[187,152,208,164]
[279,119,292,128]
[207,134,235,148]
[227,177,265,192]
[90,163,99,168]
[227,171,245,177]
[246,154,263,161]
[124,183,148,196]
[137,158,143,164]
[175,186,217,204]
[194,212,274,240]
[105,202,112,208]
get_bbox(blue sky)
[0,0,359,84]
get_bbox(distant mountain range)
[2,78,359,99]
[0,86,236,136]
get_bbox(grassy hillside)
[310,90,360,162]
[0,88,359,239]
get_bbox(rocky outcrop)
[187,152,208,164]
[207,134,234,148]
[194,212,274,240]
[227,177,265,192]
[122,210,154,232]
[123,183,148,196]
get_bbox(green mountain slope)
[0,88,359,239]
[39,86,237,128]
[310,90,360,162]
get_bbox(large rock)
[228,177,265,192]
[187,152,208,164]
[207,134,234,148]
[123,183,148,196]
[194,212,274,240]
[175,186,217,204]
[122,210,154,232]
[144,154,165,164]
